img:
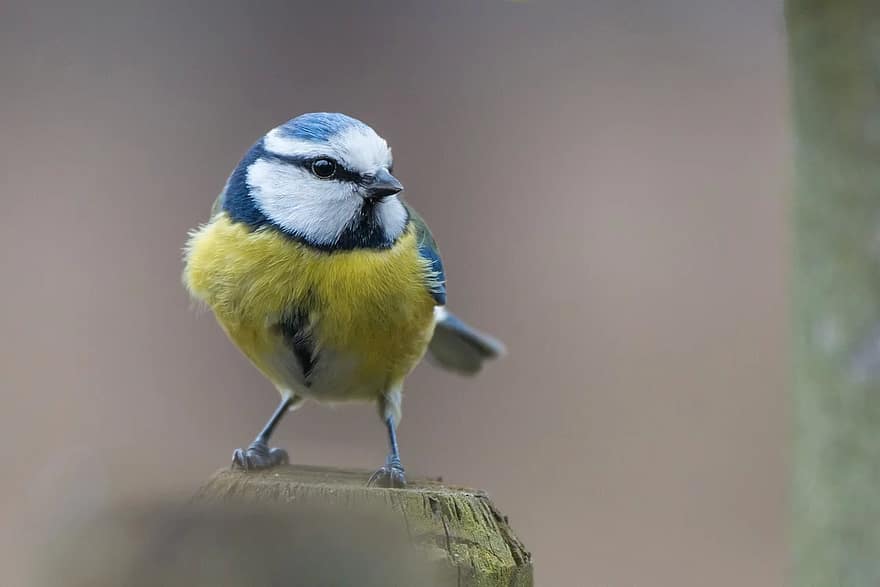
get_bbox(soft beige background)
[0,1,787,585]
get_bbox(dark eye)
[311,158,337,179]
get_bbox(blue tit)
[183,113,504,487]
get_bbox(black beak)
[363,168,403,201]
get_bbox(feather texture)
[428,308,506,375]
[183,213,437,401]
[405,204,446,305]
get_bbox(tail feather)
[427,308,506,376]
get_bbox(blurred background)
[0,0,787,585]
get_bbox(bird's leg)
[232,395,294,470]
[368,415,406,488]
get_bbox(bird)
[183,112,504,487]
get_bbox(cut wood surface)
[196,465,533,586]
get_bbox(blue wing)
[405,203,446,306]
[403,204,504,374]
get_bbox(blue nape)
[220,140,269,229]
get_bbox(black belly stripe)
[276,309,317,385]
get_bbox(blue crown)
[276,112,367,143]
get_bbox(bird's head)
[221,113,407,250]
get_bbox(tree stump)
[195,465,533,586]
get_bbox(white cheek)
[377,197,408,242]
[246,158,361,246]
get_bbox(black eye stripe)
[263,153,362,183]
[330,164,361,183]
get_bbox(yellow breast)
[183,213,437,395]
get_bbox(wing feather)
[404,203,447,306]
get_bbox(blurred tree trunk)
[788,2,880,585]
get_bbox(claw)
[231,448,249,470]
[231,441,289,471]
[368,464,407,488]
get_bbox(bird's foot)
[231,441,288,471]
[367,456,406,488]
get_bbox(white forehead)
[263,125,393,172]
